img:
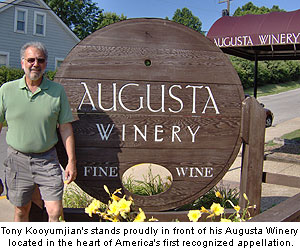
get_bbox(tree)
[96,12,127,30]
[44,0,102,40]
[231,2,300,88]
[233,2,285,16]
[172,7,203,33]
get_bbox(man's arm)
[58,123,77,184]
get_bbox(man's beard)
[25,67,44,81]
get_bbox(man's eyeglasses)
[24,58,46,64]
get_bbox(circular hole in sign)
[144,59,152,67]
[122,163,173,196]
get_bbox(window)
[55,58,64,69]
[14,8,28,33]
[34,12,46,36]
[0,52,9,66]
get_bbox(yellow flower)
[215,191,223,199]
[200,206,210,213]
[107,200,120,216]
[134,208,146,222]
[210,203,224,216]
[102,214,114,222]
[243,193,249,201]
[111,194,121,202]
[188,210,201,222]
[104,185,110,195]
[148,216,159,222]
[110,187,122,201]
[220,218,232,222]
[85,205,94,217]
[85,199,102,217]
[112,188,123,195]
[118,197,132,213]
[234,205,240,213]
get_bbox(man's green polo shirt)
[0,76,73,153]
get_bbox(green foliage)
[233,2,285,16]
[228,3,300,88]
[63,183,94,208]
[96,12,127,30]
[0,66,57,85]
[244,80,300,97]
[45,70,57,81]
[231,56,300,89]
[0,66,24,86]
[123,168,172,196]
[44,0,102,40]
[44,0,128,39]
[177,186,239,211]
[172,7,203,34]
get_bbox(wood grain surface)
[55,18,244,211]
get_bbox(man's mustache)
[30,67,41,71]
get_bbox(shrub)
[45,70,56,81]
[230,56,300,89]
[0,66,56,85]
[0,66,23,86]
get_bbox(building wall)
[0,0,79,71]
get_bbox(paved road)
[258,88,300,126]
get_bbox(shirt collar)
[19,75,49,90]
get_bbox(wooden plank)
[69,113,241,149]
[63,208,237,222]
[56,19,241,85]
[241,97,250,143]
[57,147,236,211]
[239,97,265,216]
[55,79,243,116]
[249,192,300,222]
[263,172,300,188]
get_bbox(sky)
[95,0,300,33]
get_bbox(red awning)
[207,10,300,60]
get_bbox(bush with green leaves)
[230,56,300,89]
[0,66,56,86]
[0,66,24,86]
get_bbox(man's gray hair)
[20,41,48,60]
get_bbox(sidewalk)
[221,117,300,211]
[1,118,300,221]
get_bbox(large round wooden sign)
[55,18,244,211]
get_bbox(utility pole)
[219,0,233,16]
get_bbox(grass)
[63,174,240,211]
[122,167,172,196]
[281,129,300,142]
[266,129,300,148]
[244,80,300,97]
[123,169,239,210]
[63,182,95,208]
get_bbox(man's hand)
[64,161,77,184]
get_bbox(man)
[0,42,77,222]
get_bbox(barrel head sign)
[55,19,244,211]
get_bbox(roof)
[207,10,300,61]
[0,0,80,42]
